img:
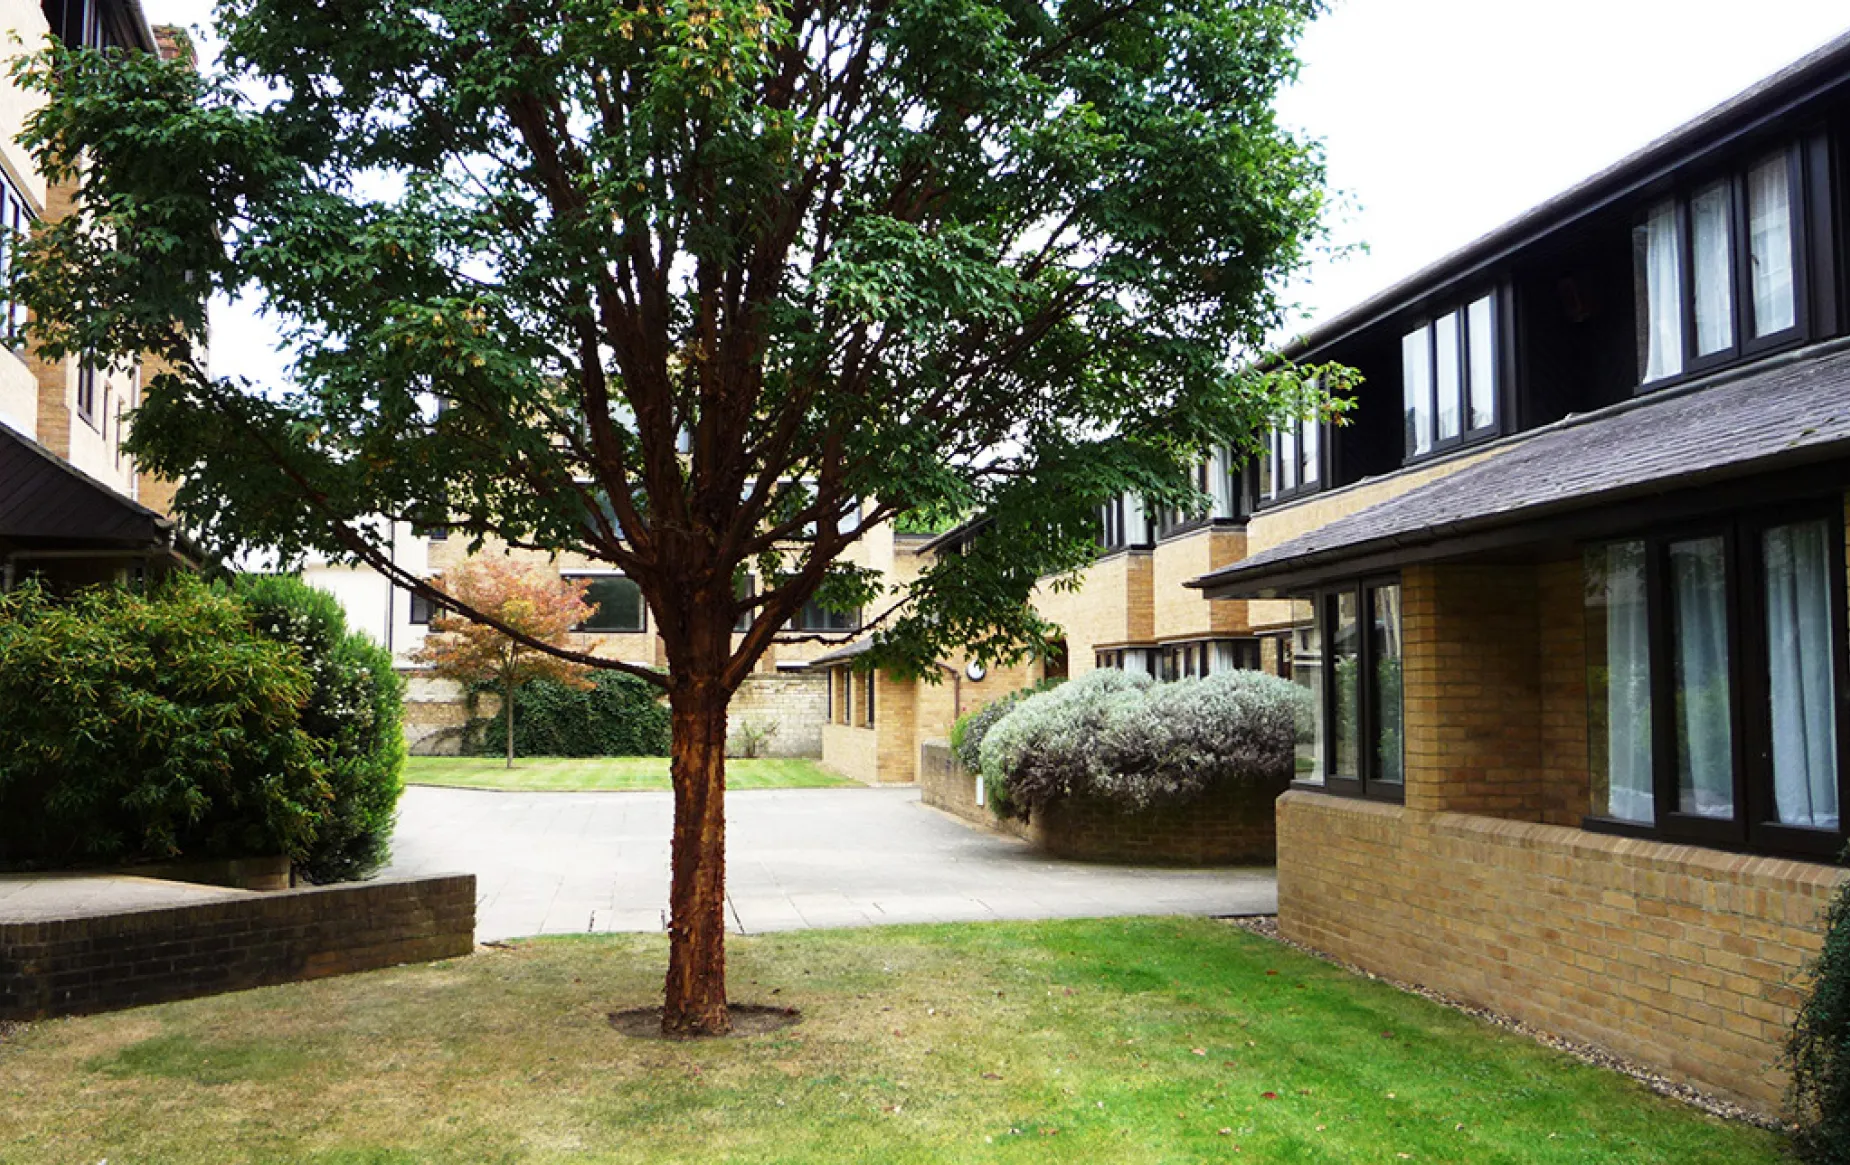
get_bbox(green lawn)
[0,918,1789,1164]
[403,755,856,792]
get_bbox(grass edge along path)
[403,754,856,792]
[0,917,1790,1164]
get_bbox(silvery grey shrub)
[980,667,1308,816]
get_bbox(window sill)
[1581,814,1845,862]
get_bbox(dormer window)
[1634,149,1802,386]
[1401,292,1499,462]
[1262,415,1321,504]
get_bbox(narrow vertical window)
[1331,592,1361,779]
[1278,425,1298,492]
[1292,605,1324,785]
[1466,295,1496,432]
[1763,520,1838,829]
[1433,311,1462,442]
[1747,155,1796,338]
[1402,325,1432,458]
[1669,536,1734,818]
[1369,584,1404,786]
[1586,541,1654,822]
[1690,181,1734,358]
[1635,201,1684,382]
[1299,418,1319,486]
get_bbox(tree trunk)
[662,675,731,1036]
[504,673,515,770]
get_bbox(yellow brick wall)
[1151,526,1251,641]
[821,721,879,784]
[1033,550,1153,677]
[1245,448,1505,558]
[1277,790,1846,1113]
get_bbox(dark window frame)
[74,362,100,429]
[568,572,648,634]
[1258,415,1325,508]
[408,591,435,626]
[0,167,33,350]
[1399,288,1505,469]
[790,598,860,634]
[1581,499,1850,860]
[1299,576,1405,804]
[1635,144,1810,393]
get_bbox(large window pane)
[1300,419,1319,486]
[1748,156,1796,338]
[578,575,645,632]
[1669,537,1734,818]
[1466,295,1496,431]
[1690,182,1734,357]
[1434,311,1462,441]
[1292,606,1324,784]
[1634,201,1684,382]
[1331,592,1361,779]
[1585,542,1654,822]
[1402,325,1432,458]
[1278,425,1298,492]
[1764,520,1839,829]
[1370,585,1404,786]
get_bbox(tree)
[14,0,1347,1035]
[412,559,595,769]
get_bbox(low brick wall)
[0,875,476,1021]
[1277,790,1847,1113]
[920,741,1281,864]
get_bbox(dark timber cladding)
[1192,340,1850,599]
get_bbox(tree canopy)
[16,0,1343,689]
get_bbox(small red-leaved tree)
[414,560,594,769]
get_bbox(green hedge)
[0,577,329,869]
[0,574,406,882]
[468,670,670,757]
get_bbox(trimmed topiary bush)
[0,577,329,869]
[235,574,406,884]
[468,669,671,757]
[950,677,1064,775]
[979,668,1307,819]
[1789,865,1850,1163]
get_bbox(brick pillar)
[1402,562,1549,819]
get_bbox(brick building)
[0,3,191,590]
[1193,35,1850,1112]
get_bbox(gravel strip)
[1221,914,1790,1132]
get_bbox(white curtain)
[1636,202,1683,382]
[1300,418,1320,486]
[1402,325,1431,456]
[1603,542,1655,822]
[1749,157,1796,338]
[1765,521,1839,829]
[1691,183,1734,357]
[1467,295,1496,431]
[1434,311,1462,440]
[1671,537,1735,818]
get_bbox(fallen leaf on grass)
[1191,1048,1207,1056]
[981,1072,1002,1080]
[1261,1092,1278,1100]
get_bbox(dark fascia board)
[917,516,990,557]
[1196,454,1850,600]
[806,637,875,668]
[113,0,160,53]
[1274,29,1850,365]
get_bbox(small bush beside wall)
[979,668,1307,820]
[950,676,1064,775]
[468,670,671,757]
[236,575,406,884]
[1789,869,1850,1163]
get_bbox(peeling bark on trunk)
[661,674,732,1036]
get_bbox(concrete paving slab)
[382,785,1277,942]
[0,873,250,922]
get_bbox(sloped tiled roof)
[1192,341,1850,595]
[807,637,875,668]
[0,423,174,550]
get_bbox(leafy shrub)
[235,575,406,884]
[729,717,779,759]
[1789,865,1850,1163]
[979,668,1305,818]
[0,577,328,869]
[950,677,1064,774]
[469,669,670,757]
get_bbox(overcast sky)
[140,0,1850,382]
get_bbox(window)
[1097,494,1155,551]
[1157,638,1260,681]
[1263,418,1322,504]
[1095,646,1157,677]
[791,598,858,633]
[571,574,646,633]
[1300,581,1403,799]
[75,363,99,427]
[1634,149,1803,386]
[734,574,755,632]
[409,591,435,626]
[862,670,876,726]
[1401,293,1499,461]
[1583,506,1847,857]
[0,170,33,347]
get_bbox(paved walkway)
[0,872,249,922]
[382,785,1276,942]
